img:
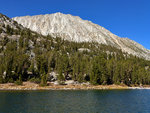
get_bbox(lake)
[0,89,150,113]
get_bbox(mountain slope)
[0,13,23,31]
[0,13,150,86]
[13,12,150,60]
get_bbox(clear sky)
[1,0,150,49]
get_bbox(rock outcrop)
[0,13,23,31]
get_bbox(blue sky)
[1,0,150,49]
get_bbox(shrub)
[29,77,41,84]
[8,78,14,83]
[15,80,22,85]
[40,74,47,87]
[15,76,22,85]
[0,76,4,84]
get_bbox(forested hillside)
[0,13,150,86]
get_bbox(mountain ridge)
[13,12,150,60]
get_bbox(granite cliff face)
[13,12,150,60]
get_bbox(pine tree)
[40,74,47,86]
[58,69,65,81]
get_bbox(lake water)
[0,89,150,113]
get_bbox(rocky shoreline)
[0,82,150,90]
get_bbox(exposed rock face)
[0,13,23,40]
[0,13,23,30]
[13,12,150,60]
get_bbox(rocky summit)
[13,12,150,60]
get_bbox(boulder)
[65,80,75,85]
[65,74,72,80]
[65,80,80,85]
[81,82,90,85]
[47,72,58,82]
[53,81,59,85]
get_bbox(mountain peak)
[12,13,150,60]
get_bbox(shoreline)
[0,82,149,91]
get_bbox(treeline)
[0,24,150,86]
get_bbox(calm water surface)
[0,89,150,113]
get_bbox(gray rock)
[53,81,59,85]
[65,74,72,80]
[65,80,75,85]
[47,71,58,82]
[78,48,91,52]
[0,13,23,30]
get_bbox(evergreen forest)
[0,23,150,86]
